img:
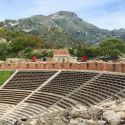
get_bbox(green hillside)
[43,27,78,48]
[0,28,46,60]
[1,11,125,44]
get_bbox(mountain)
[1,11,125,44]
[43,27,78,48]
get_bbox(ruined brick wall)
[0,61,125,73]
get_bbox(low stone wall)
[0,61,125,73]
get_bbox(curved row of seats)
[1,70,125,125]
[2,71,125,111]
[69,73,125,106]
[26,92,62,108]
[4,92,77,124]
[0,90,31,105]
[113,89,125,99]
[4,103,48,125]
[3,71,56,90]
[40,71,99,96]
[0,103,14,118]
[25,92,76,109]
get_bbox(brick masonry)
[0,61,125,73]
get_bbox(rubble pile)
[2,99,125,125]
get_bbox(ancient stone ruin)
[0,69,125,125]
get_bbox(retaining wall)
[0,61,125,73]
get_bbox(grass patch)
[0,71,14,86]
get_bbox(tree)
[98,38,125,58]
[0,39,12,60]
[19,47,33,58]
[12,36,44,54]
[73,42,87,58]
[84,47,98,59]
[47,49,53,58]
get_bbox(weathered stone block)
[71,63,81,70]
[80,62,87,70]
[115,63,122,72]
[63,62,71,69]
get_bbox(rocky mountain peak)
[49,11,78,20]
[1,11,125,44]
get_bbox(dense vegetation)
[0,28,125,61]
[69,38,125,60]
[0,28,46,60]
[0,71,13,86]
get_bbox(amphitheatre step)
[3,70,57,90]
[1,70,61,123]
[1,70,125,125]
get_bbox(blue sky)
[0,0,125,30]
